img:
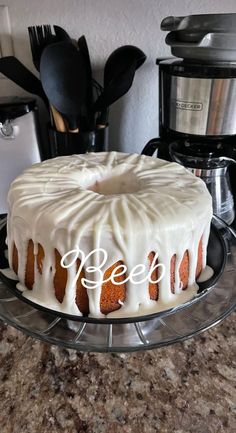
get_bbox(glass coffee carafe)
[142,139,236,225]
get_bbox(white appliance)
[0,97,42,214]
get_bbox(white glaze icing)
[0,267,18,280]
[7,151,213,318]
[197,265,214,283]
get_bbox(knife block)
[48,125,109,157]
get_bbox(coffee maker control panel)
[159,59,236,138]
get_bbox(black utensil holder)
[48,125,109,157]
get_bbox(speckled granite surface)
[0,312,235,433]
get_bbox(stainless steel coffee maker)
[142,13,236,225]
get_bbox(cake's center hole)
[88,172,139,195]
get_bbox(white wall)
[2,0,236,154]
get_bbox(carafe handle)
[219,156,236,165]
[142,138,165,157]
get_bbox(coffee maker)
[142,13,236,225]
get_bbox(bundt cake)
[6,152,213,318]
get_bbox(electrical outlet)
[0,5,13,58]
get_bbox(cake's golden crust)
[25,240,34,290]
[53,249,67,303]
[12,243,18,275]
[196,240,203,278]
[148,252,159,301]
[171,251,189,293]
[12,239,203,314]
[75,261,89,315]
[100,261,126,314]
[37,244,44,275]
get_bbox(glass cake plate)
[0,215,235,352]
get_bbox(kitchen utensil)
[78,35,94,130]
[28,24,71,132]
[94,45,146,127]
[0,56,47,105]
[28,24,71,71]
[40,41,87,132]
[53,25,71,41]
[104,45,146,84]
[28,25,53,71]
[50,105,66,132]
[48,124,108,157]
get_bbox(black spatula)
[104,45,146,86]
[94,45,146,126]
[40,41,87,132]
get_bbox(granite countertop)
[0,312,235,433]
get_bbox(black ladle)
[40,41,87,132]
[94,45,146,126]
